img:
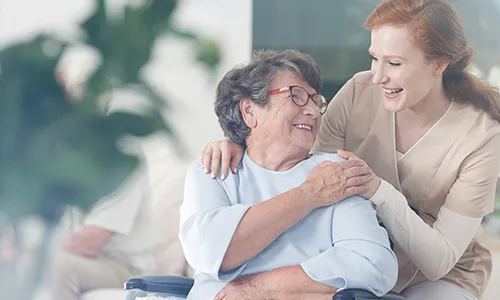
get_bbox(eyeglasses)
[267,85,328,114]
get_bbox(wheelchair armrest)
[125,275,194,298]
[333,289,405,300]
[124,277,405,300]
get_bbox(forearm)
[371,180,481,280]
[248,265,337,298]
[221,188,314,271]
[63,225,113,257]
[84,165,146,235]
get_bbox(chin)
[291,133,316,152]
[384,102,399,113]
[300,142,315,152]
[292,141,313,152]
[383,98,407,113]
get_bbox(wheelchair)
[124,275,405,299]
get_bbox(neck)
[398,81,452,127]
[245,138,309,171]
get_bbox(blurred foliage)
[0,0,221,224]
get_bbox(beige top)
[312,71,500,298]
[69,136,187,276]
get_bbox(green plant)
[0,0,220,298]
[0,0,219,223]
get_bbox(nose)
[302,98,320,118]
[371,63,389,85]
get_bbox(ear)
[240,98,258,128]
[433,58,450,75]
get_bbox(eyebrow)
[368,49,406,61]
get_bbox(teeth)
[383,88,403,94]
[294,124,312,131]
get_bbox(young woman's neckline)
[395,99,454,159]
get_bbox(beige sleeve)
[369,133,500,281]
[151,162,189,276]
[84,163,149,236]
[311,77,355,153]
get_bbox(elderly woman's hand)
[298,154,379,208]
[200,140,244,179]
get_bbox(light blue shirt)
[179,152,398,299]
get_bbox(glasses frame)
[267,85,328,114]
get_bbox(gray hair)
[214,49,322,147]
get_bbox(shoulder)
[186,158,248,194]
[183,161,240,207]
[471,108,500,139]
[352,70,375,85]
[456,103,500,152]
[187,160,205,175]
[350,71,382,101]
[349,71,378,90]
[334,71,378,96]
[442,106,500,217]
[331,71,382,115]
[185,160,224,188]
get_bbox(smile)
[383,88,403,95]
[294,124,313,131]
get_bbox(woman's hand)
[214,275,267,300]
[337,150,381,199]
[298,159,370,208]
[298,151,380,208]
[200,140,244,179]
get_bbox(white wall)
[0,0,253,160]
[143,0,253,159]
[145,0,253,159]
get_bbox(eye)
[370,55,378,62]
[290,89,308,105]
[292,94,304,104]
[389,61,401,67]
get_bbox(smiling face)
[369,25,444,112]
[244,71,322,153]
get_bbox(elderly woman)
[179,50,398,300]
